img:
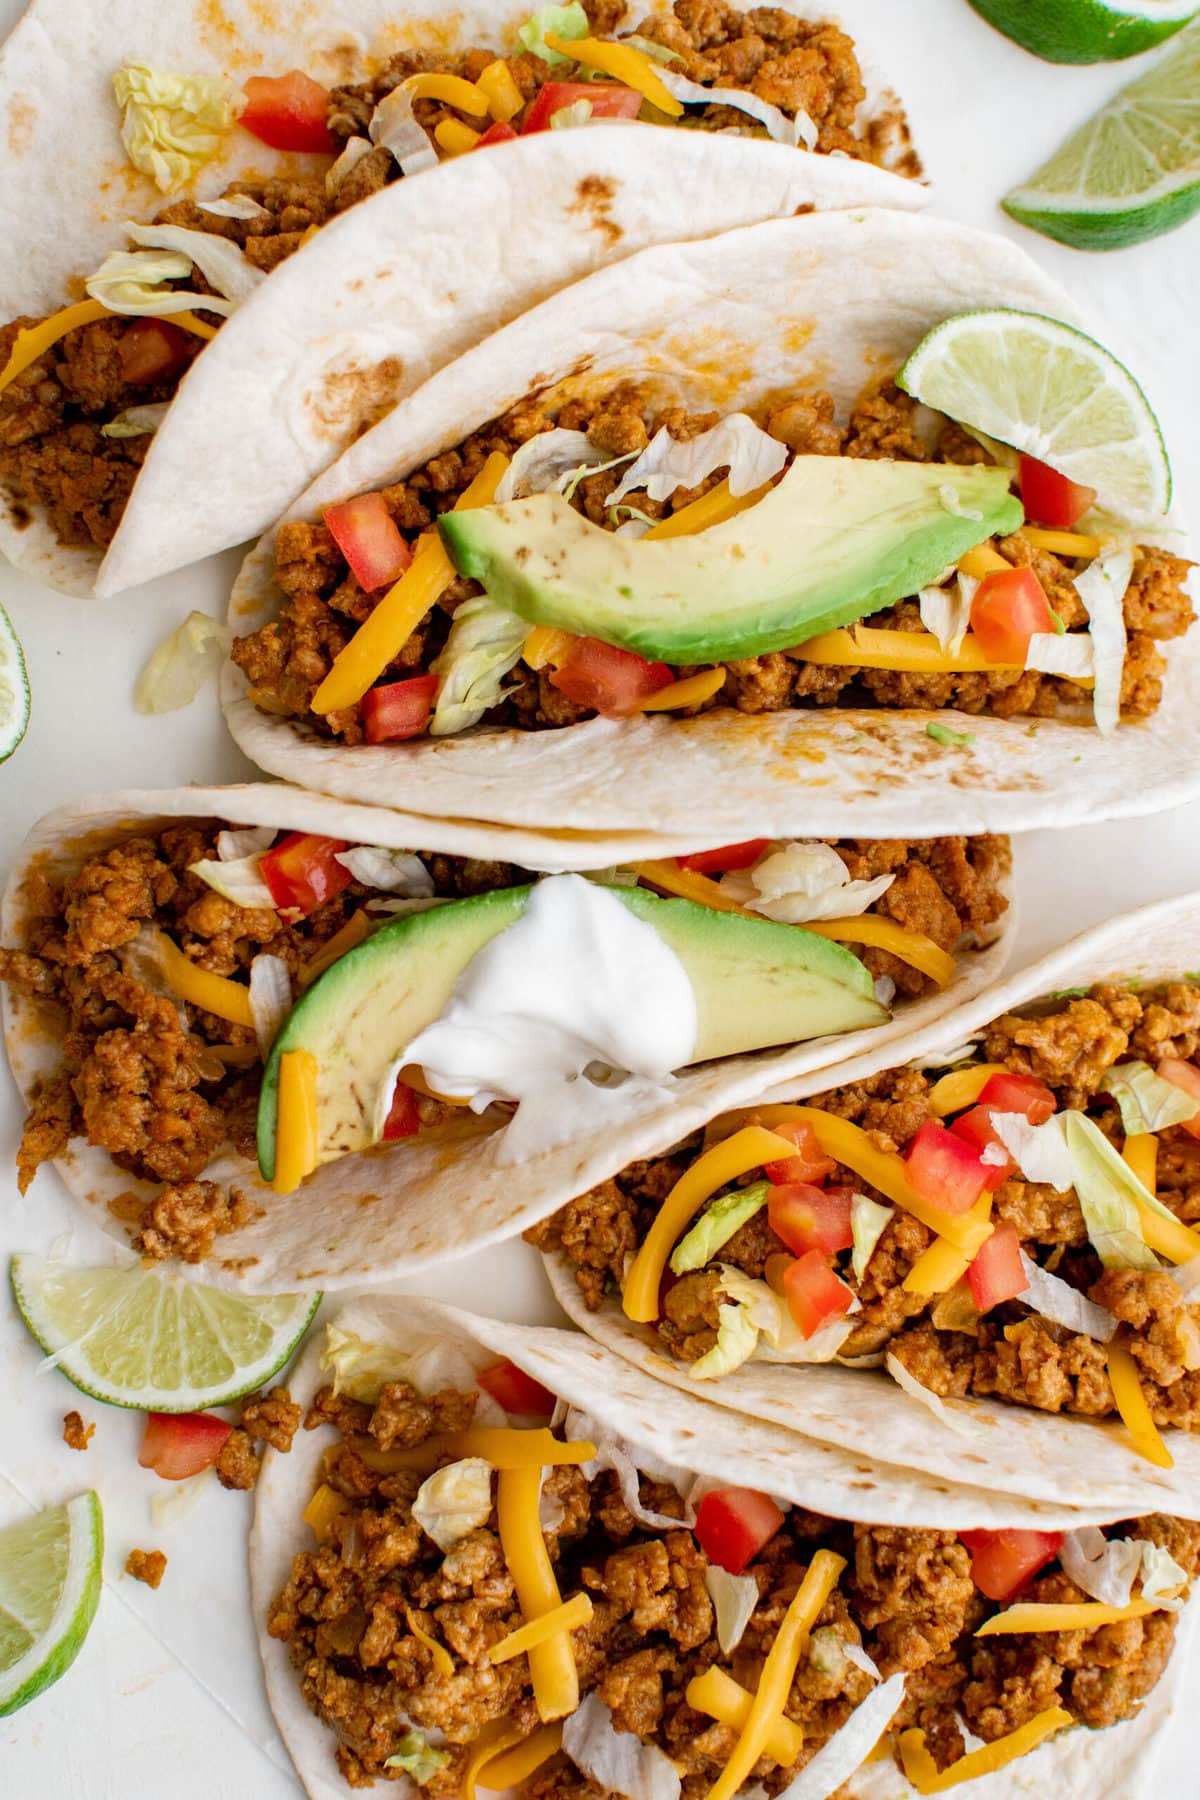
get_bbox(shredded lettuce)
[1061,1527,1143,1607]
[606,413,786,506]
[113,64,241,192]
[774,1671,907,1800]
[669,1182,768,1275]
[615,33,684,64]
[850,1194,893,1283]
[369,87,439,176]
[383,1730,451,1783]
[412,1458,494,1551]
[1140,1542,1189,1611]
[217,827,275,860]
[657,68,817,148]
[133,610,231,714]
[333,846,434,895]
[989,1111,1076,1190]
[886,1351,971,1436]
[564,1408,695,1529]
[101,402,170,440]
[196,193,271,221]
[248,954,292,1060]
[688,1298,760,1380]
[518,2,590,63]
[1024,630,1095,679]
[918,572,974,654]
[562,1694,681,1800]
[87,248,233,320]
[430,597,528,737]
[320,1326,505,1419]
[705,1566,758,1653]
[1073,543,1134,736]
[1106,1060,1199,1136]
[189,853,276,910]
[551,98,594,128]
[703,1266,856,1368]
[495,428,613,502]
[720,841,893,924]
[1018,1251,1117,1341]
[1062,1111,1160,1271]
[125,220,264,304]
[326,136,375,195]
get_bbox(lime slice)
[0,1493,103,1717]
[1004,26,1200,247]
[10,1256,320,1412]
[0,602,30,763]
[970,0,1197,63]
[897,309,1170,521]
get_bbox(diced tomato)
[521,81,643,134]
[904,1120,988,1216]
[976,1071,1056,1125]
[694,1485,785,1574]
[970,567,1056,665]
[362,673,439,744]
[260,832,353,916]
[547,637,673,719]
[240,71,337,153]
[949,1106,1012,1191]
[960,1528,1063,1602]
[475,120,518,147]
[139,1411,232,1481]
[477,1359,556,1417]
[677,840,769,875]
[758,1119,837,1187]
[782,1250,855,1339]
[1018,456,1097,532]
[768,1183,855,1257]
[322,493,412,592]
[966,1224,1028,1313]
[1157,1058,1200,1139]
[382,1081,421,1142]
[118,318,192,386]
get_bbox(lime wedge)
[1004,25,1200,246]
[10,1256,320,1412]
[0,1494,103,1716]
[0,602,30,763]
[970,0,1197,63]
[897,308,1170,521]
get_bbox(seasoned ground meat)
[62,1410,94,1451]
[215,1427,261,1491]
[270,1377,1190,1790]
[125,1548,167,1589]
[234,371,1193,741]
[543,977,1200,1434]
[241,1386,303,1453]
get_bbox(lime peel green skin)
[1004,180,1200,250]
[0,1494,103,1718]
[0,603,30,765]
[968,0,1196,63]
[257,884,885,1181]
[438,459,1023,664]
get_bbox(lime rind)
[969,0,1197,63]
[898,308,1171,521]
[0,1493,103,1717]
[0,602,30,763]
[10,1256,321,1412]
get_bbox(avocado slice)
[438,456,1023,663]
[257,884,886,1180]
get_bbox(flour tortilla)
[0,0,922,599]
[2,782,1013,1291]
[545,887,1200,1517]
[225,206,1199,840]
[251,1295,1194,1800]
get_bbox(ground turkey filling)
[0,0,904,554]
[0,823,527,1262]
[232,377,1195,739]
[268,1374,1200,1791]
[0,828,1007,1264]
[533,979,1200,1431]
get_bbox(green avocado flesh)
[256,885,886,1179]
[438,457,1024,664]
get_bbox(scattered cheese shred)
[1122,1133,1158,1195]
[434,116,481,154]
[638,667,726,711]
[302,1482,347,1543]
[273,1049,319,1194]
[1021,526,1102,558]
[927,1064,1009,1117]
[404,1604,454,1676]
[1122,1137,1200,1264]
[803,916,957,987]
[545,32,683,113]
[631,860,748,914]
[957,543,1011,578]
[1106,1337,1174,1468]
[644,477,771,540]
[898,1708,1072,1792]
[476,58,524,122]
[400,71,489,115]
[976,1599,1156,1635]
[489,1591,593,1663]
[465,1723,526,1800]
[475,1722,564,1790]
[904,1194,993,1296]
[523,625,574,669]
[0,299,112,395]
[155,930,254,1027]
[622,1125,798,1322]
[798,626,1017,674]
[684,1665,805,1765]
[496,1465,579,1721]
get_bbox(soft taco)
[538,889,1200,1517]
[0,0,921,599]
[252,1293,1199,1799]
[0,782,1013,1289]
[225,208,1198,840]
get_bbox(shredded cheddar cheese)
[273,1049,319,1194]
[638,667,726,711]
[976,1599,1157,1635]
[352,1426,596,1475]
[798,626,1018,674]
[545,32,682,113]
[400,71,489,115]
[496,1465,579,1720]
[154,931,254,1027]
[434,117,481,154]
[685,1665,804,1765]
[899,1709,1072,1792]
[302,1482,347,1543]
[631,861,748,914]
[1021,526,1102,558]
[803,916,957,987]
[0,299,216,398]
[927,1064,1009,1117]
[957,543,1011,578]
[404,1604,454,1676]
[474,1722,564,1790]
[904,1194,993,1296]
[1107,1336,1174,1468]
[476,59,524,122]
[523,625,574,670]
[644,477,771,540]
[489,1591,593,1663]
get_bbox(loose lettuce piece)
[126,221,264,304]
[383,1730,451,1783]
[918,572,974,654]
[1018,1252,1117,1341]
[688,1298,759,1380]
[721,841,893,925]
[720,1266,855,1363]
[774,1672,907,1800]
[606,413,786,506]
[1140,1542,1189,1611]
[658,69,817,148]
[562,1694,681,1800]
[333,847,434,895]
[133,610,231,714]
[518,2,590,64]
[669,1181,768,1275]
[430,597,527,737]
[113,64,242,192]
[101,402,170,440]
[319,1324,501,1414]
[369,88,439,176]
[248,954,292,1060]
[1061,1527,1143,1607]
[189,853,276,910]
[1074,543,1134,736]
[87,249,233,319]
[886,1351,971,1437]
[850,1194,893,1283]
[217,826,275,860]
[990,1111,1076,1190]
[1062,1111,1160,1270]
[197,193,271,221]
[412,1458,493,1551]
[495,429,613,503]
[1106,1060,1199,1137]
[705,1565,758,1653]
[1025,630,1095,679]
[326,136,375,196]
[564,1407,694,1529]
[551,99,594,129]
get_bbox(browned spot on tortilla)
[358,1192,383,1206]
[306,354,406,443]
[791,202,815,218]
[863,90,923,181]
[218,1254,261,1271]
[7,96,34,158]
[571,174,622,249]
[8,502,32,531]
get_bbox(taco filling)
[0,819,1005,1261]
[232,373,1194,746]
[535,976,1200,1465]
[270,1336,1199,1793]
[0,0,908,559]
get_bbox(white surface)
[1,1,1198,1795]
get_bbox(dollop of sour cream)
[391,875,698,1162]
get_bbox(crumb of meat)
[241,1386,303,1453]
[125,1548,167,1589]
[368,1380,478,1451]
[62,1410,94,1451]
[214,1427,260,1491]
[133,1180,253,1263]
